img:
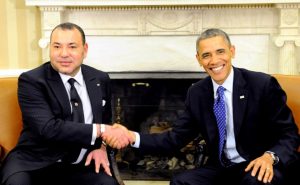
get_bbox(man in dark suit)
[111,28,299,185]
[0,22,131,185]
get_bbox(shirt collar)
[59,68,84,86]
[212,67,234,96]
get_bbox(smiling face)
[196,35,235,85]
[49,27,88,77]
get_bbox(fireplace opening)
[110,78,205,180]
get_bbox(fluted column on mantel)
[39,6,65,62]
[275,37,300,75]
[275,4,300,75]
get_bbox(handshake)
[98,123,135,149]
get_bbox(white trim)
[25,0,300,6]
[0,69,29,77]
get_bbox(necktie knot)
[68,78,76,87]
[68,78,80,103]
[216,86,225,102]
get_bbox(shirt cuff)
[131,132,140,148]
[91,124,97,145]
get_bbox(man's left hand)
[85,145,112,176]
[244,153,274,183]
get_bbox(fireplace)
[24,0,300,180]
[110,74,207,180]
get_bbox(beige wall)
[0,0,41,69]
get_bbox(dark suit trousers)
[3,162,118,185]
[170,161,284,185]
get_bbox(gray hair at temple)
[196,28,232,52]
[50,22,86,45]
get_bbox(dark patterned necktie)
[63,78,84,163]
[213,86,228,166]
[68,78,84,123]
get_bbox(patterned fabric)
[68,78,85,123]
[64,78,85,163]
[213,86,227,166]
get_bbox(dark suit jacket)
[139,67,299,168]
[0,62,112,183]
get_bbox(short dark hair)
[196,28,231,52]
[50,22,86,45]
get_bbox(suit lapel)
[232,68,248,135]
[200,78,219,145]
[46,64,72,120]
[82,66,103,123]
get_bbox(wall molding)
[26,0,300,75]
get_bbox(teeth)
[212,66,223,72]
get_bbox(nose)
[210,54,218,64]
[60,47,68,57]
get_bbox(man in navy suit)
[111,28,299,185]
[0,22,131,185]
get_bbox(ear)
[83,43,88,58]
[230,45,236,59]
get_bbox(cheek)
[50,50,60,57]
[200,60,209,67]
[72,50,84,58]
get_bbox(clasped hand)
[101,123,135,149]
[85,123,134,175]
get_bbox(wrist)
[97,123,106,138]
[265,151,279,165]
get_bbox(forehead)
[51,28,82,44]
[198,36,228,52]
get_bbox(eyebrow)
[201,52,210,57]
[52,42,77,45]
[216,48,225,52]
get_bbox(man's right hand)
[100,123,135,149]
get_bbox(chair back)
[0,77,22,160]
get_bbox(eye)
[217,49,225,54]
[201,53,210,59]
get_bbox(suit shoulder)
[82,64,110,78]
[188,76,211,93]
[237,68,272,84]
[19,62,49,80]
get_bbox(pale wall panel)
[0,0,41,70]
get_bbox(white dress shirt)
[212,67,245,163]
[59,68,98,164]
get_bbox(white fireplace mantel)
[26,0,300,75]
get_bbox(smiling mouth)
[211,64,224,73]
[60,61,72,64]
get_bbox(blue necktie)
[213,86,227,166]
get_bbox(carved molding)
[146,11,194,30]
[274,36,300,47]
[275,3,300,8]
[279,8,299,29]
[39,6,65,11]
[25,0,300,6]
[64,4,275,11]
[26,0,300,74]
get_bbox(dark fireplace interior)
[110,77,205,180]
